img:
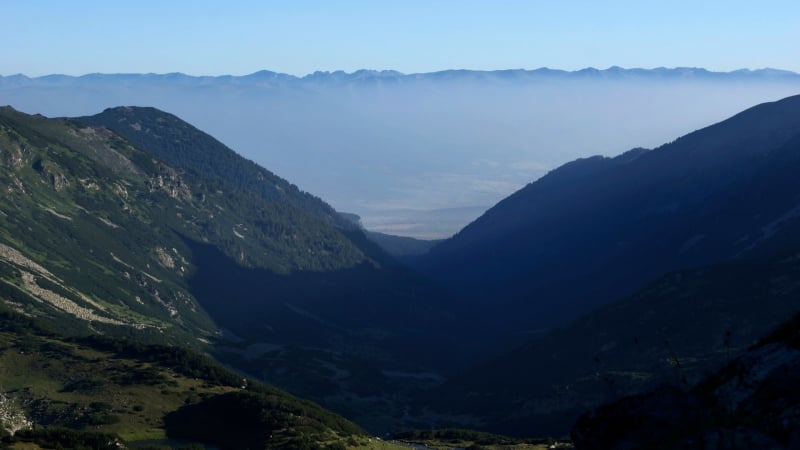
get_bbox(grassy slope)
[0,306,367,449]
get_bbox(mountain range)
[4,67,800,238]
[4,67,800,86]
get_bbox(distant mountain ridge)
[3,66,800,85]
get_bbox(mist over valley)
[5,67,800,238]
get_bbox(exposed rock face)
[149,163,191,200]
[0,393,32,436]
[572,315,800,449]
[31,158,70,191]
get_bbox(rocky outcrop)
[0,393,32,436]
[149,163,191,200]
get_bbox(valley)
[1,92,800,448]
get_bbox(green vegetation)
[165,391,362,449]
[80,106,354,229]
[0,105,369,343]
[0,304,365,449]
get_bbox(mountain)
[416,94,800,336]
[571,309,800,449]
[0,105,463,434]
[0,104,364,337]
[4,68,800,238]
[412,94,800,437]
[79,106,352,229]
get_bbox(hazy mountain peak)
[4,66,800,82]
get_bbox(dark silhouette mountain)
[416,94,800,336]
[415,94,800,437]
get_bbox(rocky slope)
[572,310,800,449]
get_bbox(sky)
[3,0,800,77]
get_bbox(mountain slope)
[417,94,800,335]
[80,106,353,228]
[429,250,800,436]
[0,304,366,449]
[0,105,365,338]
[571,309,800,449]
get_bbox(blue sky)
[3,0,799,76]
